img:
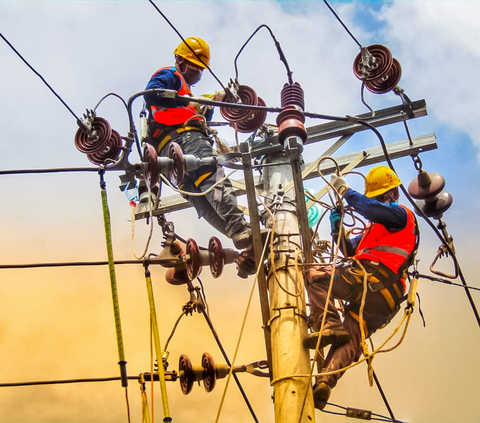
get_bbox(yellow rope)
[139,373,151,423]
[124,386,132,423]
[150,318,155,423]
[350,257,373,386]
[144,265,171,420]
[214,221,271,423]
[271,307,413,385]
[297,212,345,423]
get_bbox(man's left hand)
[330,174,348,196]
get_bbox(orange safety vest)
[149,66,201,126]
[355,205,418,274]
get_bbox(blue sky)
[1,1,479,422]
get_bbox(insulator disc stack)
[86,129,122,165]
[143,143,159,189]
[276,82,307,144]
[185,238,201,281]
[408,170,453,218]
[353,44,393,81]
[280,81,305,110]
[202,353,216,393]
[220,85,267,133]
[179,354,194,395]
[208,236,224,279]
[75,116,122,165]
[168,142,185,186]
[365,58,402,94]
[353,44,402,94]
[177,353,229,395]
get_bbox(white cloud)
[379,1,480,160]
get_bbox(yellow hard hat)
[174,37,210,69]
[364,165,401,198]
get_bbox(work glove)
[235,248,256,279]
[329,207,342,235]
[330,174,348,196]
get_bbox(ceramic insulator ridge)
[276,82,307,144]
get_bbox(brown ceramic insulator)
[220,85,258,123]
[408,171,445,201]
[353,44,394,81]
[179,354,194,395]
[276,105,307,143]
[208,236,224,279]
[185,238,200,281]
[142,143,159,189]
[74,116,112,154]
[416,191,454,218]
[365,58,402,94]
[86,129,122,165]
[202,353,216,393]
[168,142,185,186]
[234,97,267,133]
[280,82,305,110]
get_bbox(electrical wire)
[0,32,80,122]
[234,24,293,84]
[0,376,139,388]
[0,167,99,175]
[410,272,480,292]
[322,402,406,423]
[147,0,225,90]
[323,0,363,49]
[0,260,141,270]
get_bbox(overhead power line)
[0,32,80,122]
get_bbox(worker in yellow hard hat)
[304,165,419,410]
[143,37,252,259]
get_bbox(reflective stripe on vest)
[355,205,417,274]
[150,66,200,126]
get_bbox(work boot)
[303,326,350,350]
[231,227,253,250]
[313,381,332,410]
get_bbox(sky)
[1,1,480,422]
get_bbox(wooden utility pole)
[263,139,315,422]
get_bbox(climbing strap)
[99,170,129,388]
[143,262,172,422]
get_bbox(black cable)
[197,287,259,423]
[0,260,141,270]
[372,369,398,423]
[234,24,293,84]
[323,402,406,422]
[0,167,100,175]
[0,376,139,388]
[410,272,480,292]
[355,118,480,330]
[147,0,225,90]
[322,0,363,49]
[0,32,80,122]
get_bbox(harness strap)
[358,245,410,259]
[153,125,204,153]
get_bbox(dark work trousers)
[162,130,247,238]
[305,261,403,389]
